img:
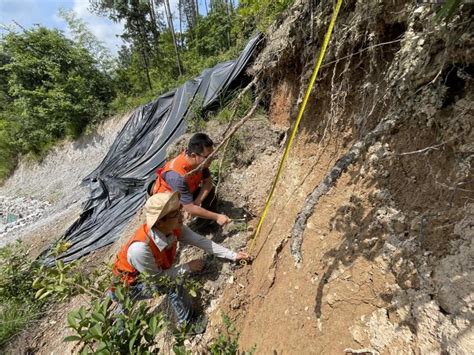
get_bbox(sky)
[0,0,191,56]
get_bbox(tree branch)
[185,90,263,176]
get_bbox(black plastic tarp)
[45,35,261,265]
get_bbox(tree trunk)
[195,0,199,20]
[148,0,160,44]
[141,49,153,91]
[164,0,183,75]
[225,0,232,48]
[132,13,154,91]
[178,0,183,47]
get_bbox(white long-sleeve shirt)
[127,225,237,278]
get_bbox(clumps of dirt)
[215,118,285,214]
[249,0,308,78]
[345,120,473,354]
[434,212,473,319]
[268,72,299,128]
[347,189,473,354]
[360,308,413,351]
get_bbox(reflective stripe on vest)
[152,151,203,195]
[112,224,181,286]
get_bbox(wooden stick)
[222,76,259,137]
[185,91,263,176]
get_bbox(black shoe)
[181,314,208,335]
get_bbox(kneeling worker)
[152,133,231,226]
[112,192,248,329]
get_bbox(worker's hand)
[187,259,205,272]
[235,251,250,261]
[216,214,231,226]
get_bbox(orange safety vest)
[152,151,203,195]
[112,224,181,286]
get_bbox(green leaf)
[149,316,157,334]
[129,332,139,353]
[96,341,108,352]
[32,277,42,289]
[189,289,197,298]
[436,0,463,21]
[67,312,78,328]
[91,311,106,323]
[89,324,102,339]
[102,297,110,314]
[63,335,81,342]
[37,290,53,300]
[115,286,125,302]
[35,288,46,299]
[78,306,86,319]
[57,260,64,270]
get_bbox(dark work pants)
[108,282,193,325]
[193,186,217,211]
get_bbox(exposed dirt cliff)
[211,0,473,353]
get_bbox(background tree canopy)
[0,0,295,181]
[0,27,114,176]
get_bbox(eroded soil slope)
[207,1,473,353]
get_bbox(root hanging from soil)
[290,118,396,265]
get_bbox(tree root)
[290,119,396,265]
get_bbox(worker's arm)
[182,203,229,225]
[180,226,249,261]
[194,177,212,206]
[166,171,230,225]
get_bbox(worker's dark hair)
[186,133,214,155]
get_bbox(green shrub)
[32,256,201,354]
[234,0,295,35]
[65,290,166,354]
[0,242,45,347]
[208,313,255,355]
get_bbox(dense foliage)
[0,27,114,172]
[0,0,295,181]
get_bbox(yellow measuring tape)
[249,0,343,253]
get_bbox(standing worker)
[152,133,231,226]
